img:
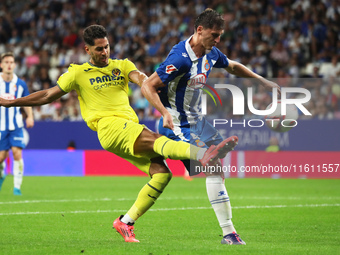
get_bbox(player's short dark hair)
[194,8,225,31]
[1,52,14,62]
[83,25,108,46]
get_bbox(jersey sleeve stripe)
[56,83,68,93]
[127,69,138,82]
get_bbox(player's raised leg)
[152,132,237,166]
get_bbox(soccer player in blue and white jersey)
[0,52,34,195]
[142,9,281,245]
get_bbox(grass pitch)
[0,176,339,255]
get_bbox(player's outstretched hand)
[261,79,281,97]
[163,112,174,130]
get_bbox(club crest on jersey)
[204,60,210,71]
[166,64,178,74]
[187,73,206,89]
[195,139,205,147]
[112,68,121,77]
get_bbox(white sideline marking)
[0,198,112,205]
[1,196,339,205]
[0,203,339,216]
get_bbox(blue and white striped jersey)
[156,36,229,127]
[0,73,30,131]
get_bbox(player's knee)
[12,155,22,161]
[0,152,8,162]
[152,172,172,186]
[134,129,162,154]
[11,147,22,160]
[149,156,171,174]
[148,132,162,148]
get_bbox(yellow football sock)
[127,172,172,221]
[153,136,200,160]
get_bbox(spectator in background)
[324,81,338,113]
[323,56,340,79]
[303,65,323,90]
[249,46,267,77]
[270,42,289,77]
[316,101,334,120]
[25,47,40,69]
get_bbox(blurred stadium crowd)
[0,0,339,121]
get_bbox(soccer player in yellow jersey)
[0,25,238,243]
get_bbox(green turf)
[0,176,339,254]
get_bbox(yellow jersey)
[57,58,138,131]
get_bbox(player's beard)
[91,53,108,67]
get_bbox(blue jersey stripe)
[0,75,29,131]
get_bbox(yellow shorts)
[97,116,159,175]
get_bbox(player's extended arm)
[225,59,281,95]
[0,86,66,108]
[141,72,174,130]
[128,70,148,87]
[23,106,34,128]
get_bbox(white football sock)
[0,161,5,178]
[121,213,135,225]
[13,159,24,189]
[206,175,236,236]
[196,148,207,160]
